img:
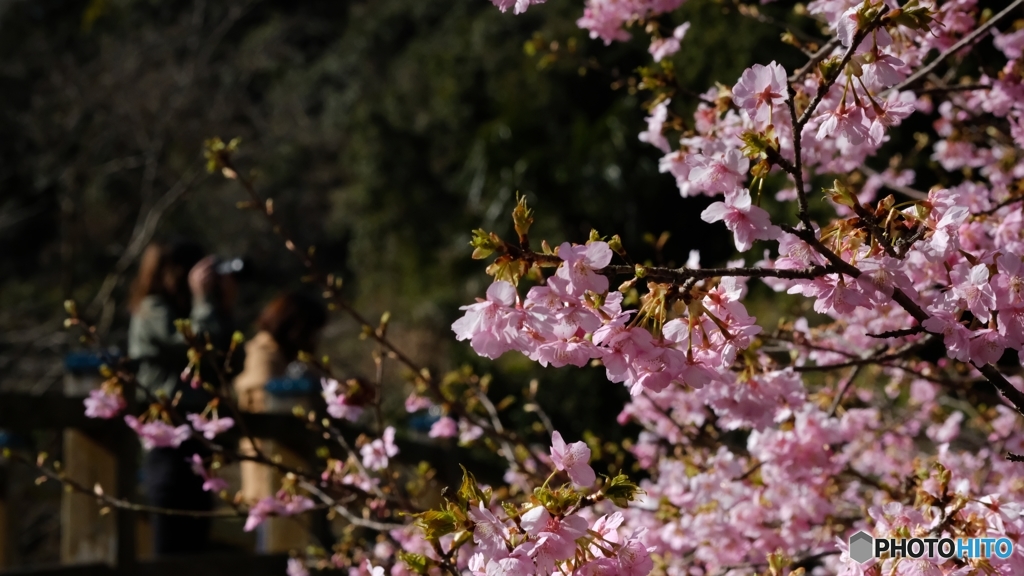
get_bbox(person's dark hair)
[129,240,206,314]
[257,291,328,362]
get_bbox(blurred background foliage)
[0,0,800,448]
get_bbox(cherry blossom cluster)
[454,0,1024,574]
[84,385,125,419]
[244,490,317,532]
[453,242,763,397]
[367,431,652,576]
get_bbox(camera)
[215,257,245,276]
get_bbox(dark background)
[0,0,791,418]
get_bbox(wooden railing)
[0,391,492,575]
[0,392,322,575]
[0,553,290,576]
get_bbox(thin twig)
[788,38,841,83]
[221,159,433,391]
[867,325,924,339]
[86,167,202,321]
[10,451,241,518]
[779,224,1024,419]
[319,421,389,501]
[828,365,862,416]
[886,0,1024,95]
[600,263,835,282]
[787,82,811,229]
[975,195,1024,218]
[298,480,405,532]
[714,550,840,575]
[796,9,888,130]
[794,343,917,374]
[728,0,823,46]
[915,82,991,96]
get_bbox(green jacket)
[127,295,228,410]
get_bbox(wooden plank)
[0,395,313,445]
[0,465,7,570]
[0,553,288,576]
[130,553,289,576]
[0,563,113,576]
[0,393,507,488]
[60,430,117,566]
[114,381,137,570]
[241,440,310,554]
[0,395,96,432]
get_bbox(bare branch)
[9,450,243,518]
[828,365,863,416]
[600,263,835,283]
[788,38,841,83]
[887,0,1024,95]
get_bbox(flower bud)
[511,194,534,239]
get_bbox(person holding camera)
[127,240,236,557]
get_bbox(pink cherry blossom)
[286,559,308,576]
[186,413,234,440]
[339,3,1024,574]
[404,393,433,413]
[428,416,458,438]
[922,313,972,363]
[244,497,282,532]
[926,411,964,444]
[951,263,997,323]
[360,426,399,471]
[815,103,871,145]
[124,415,191,450]
[243,493,315,532]
[459,419,485,443]
[638,99,671,153]
[468,502,509,554]
[84,388,125,419]
[576,0,685,45]
[732,61,788,126]
[995,254,1024,308]
[688,149,749,195]
[452,281,521,359]
[190,454,229,493]
[322,378,366,422]
[969,329,1006,365]
[617,537,655,576]
[555,241,613,296]
[648,22,689,62]
[549,430,596,487]
[490,0,544,14]
[700,189,781,251]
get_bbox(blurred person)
[233,291,327,552]
[128,240,235,556]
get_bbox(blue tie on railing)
[63,350,120,375]
[265,376,315,398]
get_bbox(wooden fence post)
[60,429,118,566]
[0,463,8,570]
[117,377,139,567]
[242,389,313,554]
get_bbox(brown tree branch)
[600,263,835,282]
[886,0,1024,95]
